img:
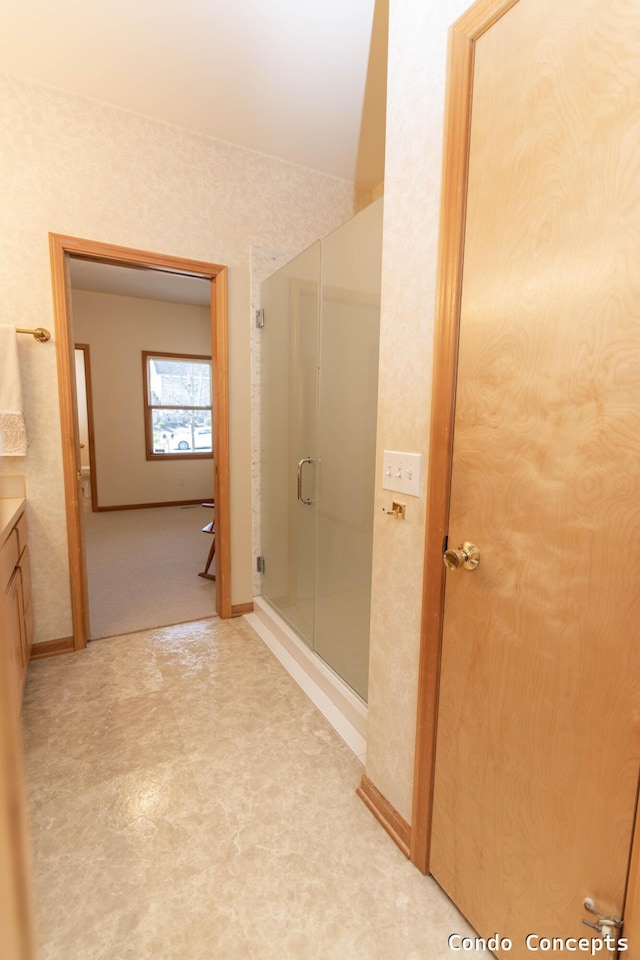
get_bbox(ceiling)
[69,259,212,306]
[0,0,387,187]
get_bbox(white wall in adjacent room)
[73,289,213,508]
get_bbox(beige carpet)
[83,504,216,639]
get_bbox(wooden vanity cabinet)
[0,505,33,713]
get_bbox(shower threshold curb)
[245,597,367,765]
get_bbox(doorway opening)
[49,234,232,648]
[71,263,217,639]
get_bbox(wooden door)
[429,0,640,954]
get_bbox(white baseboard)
[245,597,367,764]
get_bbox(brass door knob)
[443,541,480,571]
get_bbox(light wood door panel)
[430,0,640,953]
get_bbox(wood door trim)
[212,269,232,619]
[94,499,207,512]
[623,775,640,955]
[50,236,89,648]
[409,0,520,874]
[30,636,75,660]
[357,775,411,858]
[74,344,99,510]
[231,602,254,617]
[49,234,233,644]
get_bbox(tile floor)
[22,616,473,959]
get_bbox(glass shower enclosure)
[259,199,382,702]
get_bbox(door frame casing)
[49,234,233,649]
[73,343,99,510]
[410,6,640,945]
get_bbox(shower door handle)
[297,458,314,505]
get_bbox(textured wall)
[0,72,353,643]
[0,6,481,827]
[365,0,470,823]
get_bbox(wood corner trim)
[95,499,205,512]
[357,774,411,860]
[30,636,75,660]
[231,602,254,617]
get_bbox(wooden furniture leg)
[198,501,216,581]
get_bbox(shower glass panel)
[260,241,320,647]
[315,201,381,700]
[259,198,382,701]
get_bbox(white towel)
[0,325,28,456]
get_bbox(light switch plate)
[382,450,422,497]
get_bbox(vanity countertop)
[0,497,26,546]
